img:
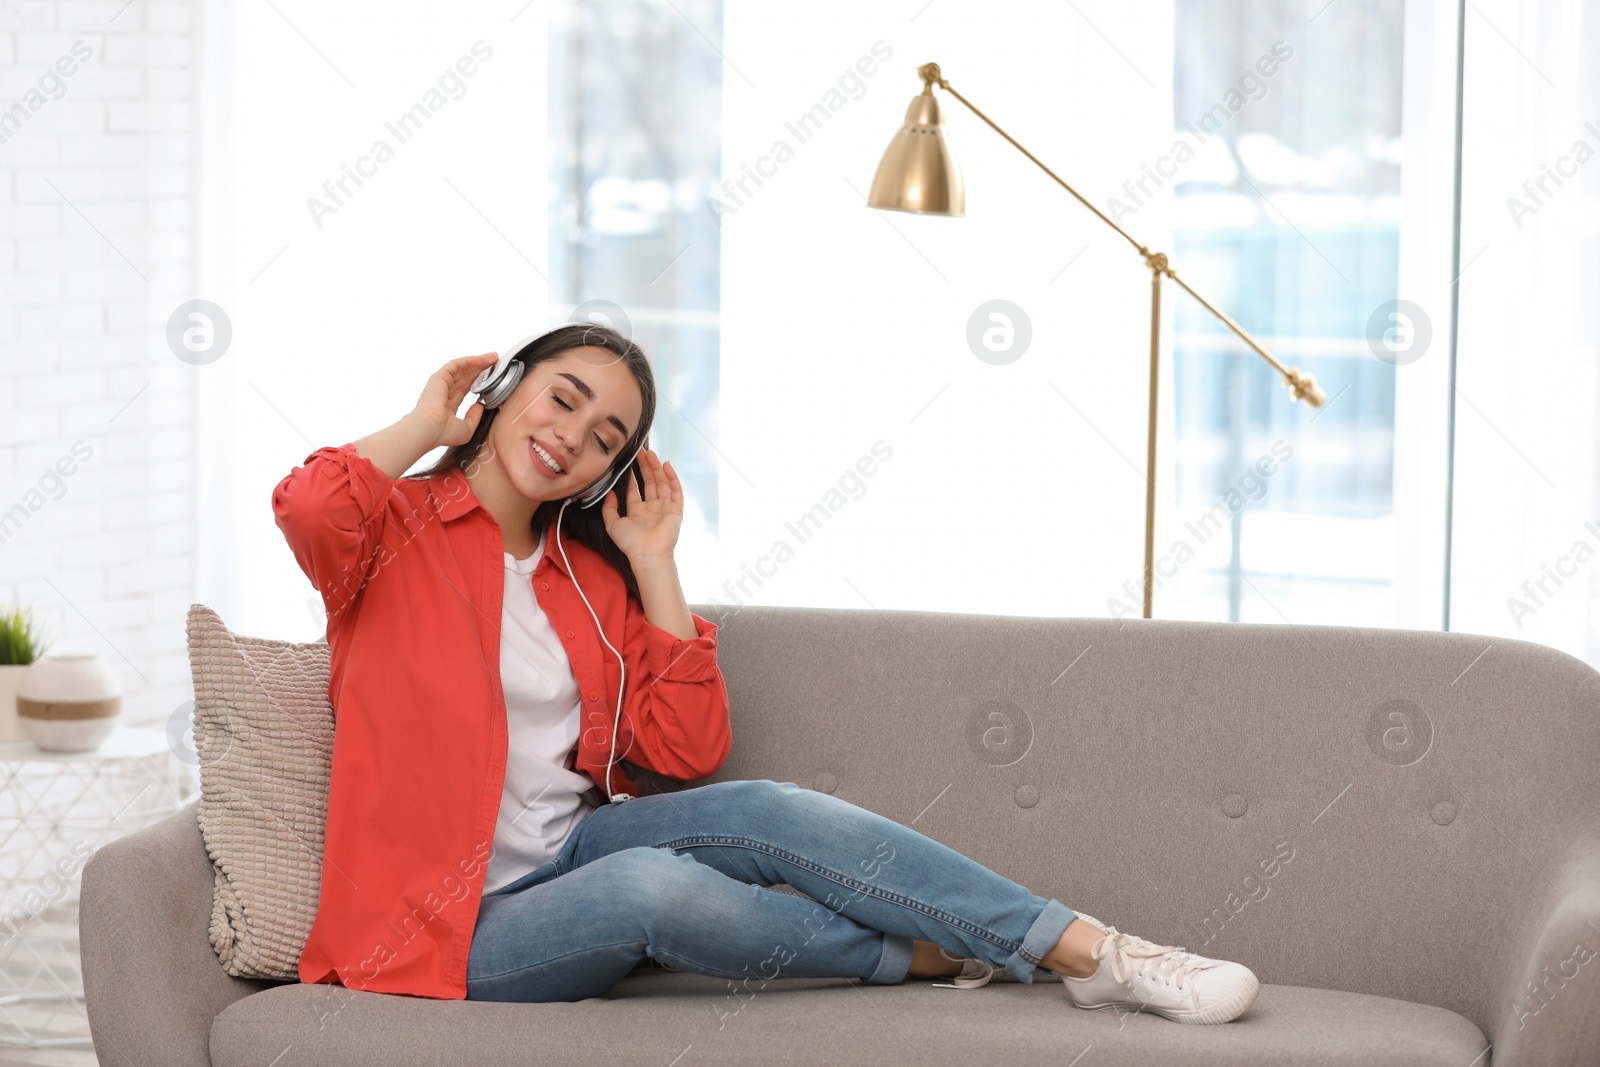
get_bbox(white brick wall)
[0,0,198,733]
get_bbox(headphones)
[469,332,643,510]
[469,331,644,804]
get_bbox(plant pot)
[17,654,123,752]
[0,664,28,742]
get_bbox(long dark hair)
[402,323,658,603]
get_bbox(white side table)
[0,723,200,1049]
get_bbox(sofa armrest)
[1485,842,1600,1067]
[80,800,290,1067]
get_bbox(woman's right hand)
[412,353,501,450]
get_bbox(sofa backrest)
[675,604,1600,1036]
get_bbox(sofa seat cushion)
[210,972,1487,1067]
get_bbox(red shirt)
[270,442,732,999]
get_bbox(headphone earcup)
[472,356,524,410]
[576,448,643,509]
[574,471,609,509]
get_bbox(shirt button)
[540,582,549,590]
[566,630,575,638]
[589,694,599,702]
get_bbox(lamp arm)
[1165,270,1325,405]
[917,62,1324,408]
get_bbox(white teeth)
[531,440,564,473]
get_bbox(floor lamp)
[868,62,1326,620]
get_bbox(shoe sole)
[1068,972,1261,1025]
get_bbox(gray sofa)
[80,606,1600,1066]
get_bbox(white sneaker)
[1059,913,1260,1024]
[927,946,1064,988]
[930,946,1000,988]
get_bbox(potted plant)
[0,599,50,742]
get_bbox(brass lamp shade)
[868,90,964,216]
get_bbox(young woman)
[272,323,1261,1024]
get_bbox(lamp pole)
[869,62,1326,619]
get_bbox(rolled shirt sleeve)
[271,442,395,623]
[615,597,731,781]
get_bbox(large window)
[547,0,725,540]
[1165,0,1407,624]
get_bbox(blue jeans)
[465,778,1078,1003]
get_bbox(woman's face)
[488,345,645,505]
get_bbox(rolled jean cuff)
[869,931,915,984]
[1003,898,1077,984]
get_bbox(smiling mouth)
[530,438,566,475]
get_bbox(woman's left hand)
[601,448,683,563]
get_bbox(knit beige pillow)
[185,603,334,981]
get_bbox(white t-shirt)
[483,528,600,894]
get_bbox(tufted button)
[1222,793,1248,818]
[1430,801,1457,826]
[812,772,837,794]
[1015,783,1039,808]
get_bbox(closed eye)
[553,395,612,454]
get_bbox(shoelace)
[1090,926,1215,991]
[931,946,1000,989]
